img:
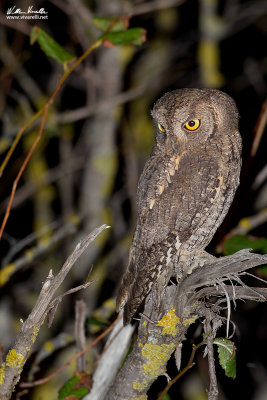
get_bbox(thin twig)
[0,37,102,238]
[204,310,219,400]
[0,11,32,36]
[119,0,186,17]
[20,314,122,389]
[0,103,49,239]
[75,300,88,371]
[251,97,267,157]
[230,208,267,235]
[0,155,86,214]
[157,341,205,400]
[216,279,231,338]
[0,219,79,286]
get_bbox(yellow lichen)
[32,326,40,343]
[141,342,176,377]
[239,217,250,229]
[6,349,24,369]
[130,395,147,400]
[133,380,149,391]
[142,321,148,327]
[103,298,116,310]
[157,309,180,336]
[0,264,15,286]
[0,363,5,385]
[0,137,9,153]
[44,341,54,353]
[182,316,197,326]
[92,153,118,197]
[67,212,80,226]
[25,248,34,260]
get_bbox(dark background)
[0,0,267,399]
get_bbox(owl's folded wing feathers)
[117,149,238,323]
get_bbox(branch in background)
[84,315,135,400]
[20,314,122,390]
[0,102,49,239]
[119,0,186,17]
[0,219,80,286]
[0,34,100,239]
[0,224,109,400]
[251,96,267,158]
[56,85,147,123]
[75,300,88,371]
[230,208,267,236]
[0,155,85,214]
[252,164,267,191]
[0,11,32,36]
[0,35,101,238]
[28,332,75,380]
[0,16,147,240]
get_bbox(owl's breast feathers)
[117,135,241,324]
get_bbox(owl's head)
[151,88,239,152]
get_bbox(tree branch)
[0,224,109,400]
[204,309,219,400]
[105,249,267,399]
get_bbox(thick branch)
[106,250,267,399]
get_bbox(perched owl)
[117,88,242,325]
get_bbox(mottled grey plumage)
[117,88,242,324]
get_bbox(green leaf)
[101,28,146,46]
[86,316,107,330]
[92,16,129,32]
[58,375,80,400]
[86,316,105,326]
[58,374,90,399]
[223,235,267,256]
[214,338,236,379]
[30,26,74,64]
[68,388,89,398]
[258,264,267,275]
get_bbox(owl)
[117,88,242,325]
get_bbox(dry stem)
[0,224,109,400]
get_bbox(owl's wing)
[136,150,225,249]
[117,150,234,324]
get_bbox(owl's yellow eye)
[158,123,166,133]
[184,119,200,131]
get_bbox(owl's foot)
[175,250,216,276]
[195,250,216,266]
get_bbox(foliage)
[214,338,236,379]
[58,373,90,400]
[30,26,75,64]
[223,235,267,256]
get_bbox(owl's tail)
[116,256,136,313]
[117,242,167,325]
